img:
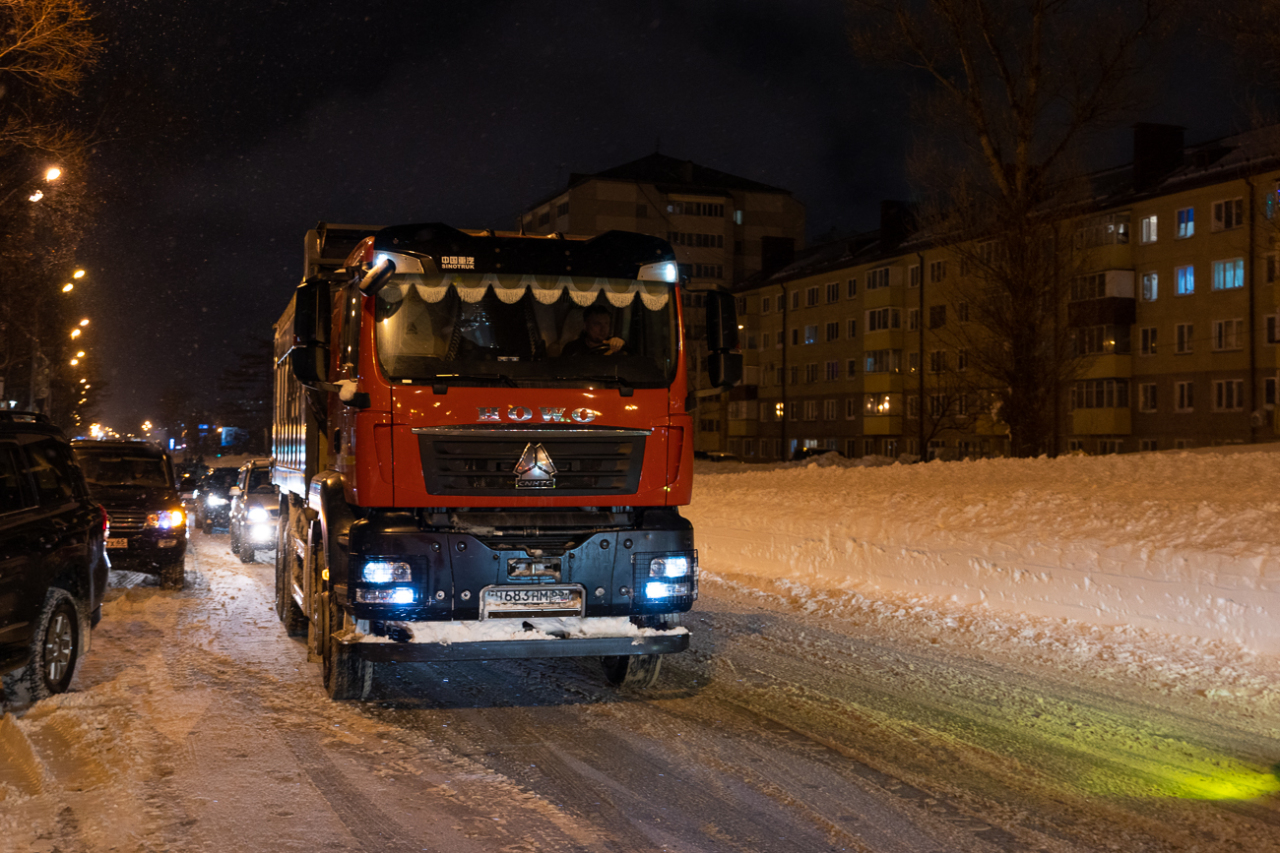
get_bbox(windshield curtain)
[374,273,678,387]
[77,453,171,488]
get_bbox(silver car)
[228,459,279,563]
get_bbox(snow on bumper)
[338,616,690,662]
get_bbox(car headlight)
[147,509,185,529]
[207,495,228,507]
[248,506,269,523]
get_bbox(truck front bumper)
[339,619,689,662]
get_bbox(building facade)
[733,126,1280,461]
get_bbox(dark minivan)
[72,440,187,589]
[0,412,108,706]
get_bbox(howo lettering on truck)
[272,222,741,699]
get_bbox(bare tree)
[849,0,1177,455]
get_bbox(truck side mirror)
[290,277,332,387]
[704,290,742,393]
[708,351,743,390]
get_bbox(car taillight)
[99,504,109,535]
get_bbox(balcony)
[1072,408,1132,435]
[863,416,903,435]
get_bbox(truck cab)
[273,223,739,699]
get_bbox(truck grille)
[106,509,148,533]
[416,428,647,496]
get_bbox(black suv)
[0,412,108,705]
[71,440,187,589]
[194,466,238,533]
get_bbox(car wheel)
[202,516,212,534]
[238,539,255,564]
[601,653,662,690]
[3,592,82,706]
[160,557,185,590]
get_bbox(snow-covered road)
[1,518,1277,852]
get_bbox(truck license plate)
[106,538,128,549]
[481,585,584,619]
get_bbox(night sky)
[71,1,1243,430]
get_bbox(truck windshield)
[374,273,678,387]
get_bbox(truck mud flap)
[345,632,689,663]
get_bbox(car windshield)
[247,467,273,492]
[77,451,170,488]
[374,273,678,387]
[203,471,237,492]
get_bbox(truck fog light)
[356,587,417,604]
[361,560,412,583]
[645,580,691,599]
[649,555,691,578]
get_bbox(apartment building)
[733,125,1280,461]
[519,153,806,451]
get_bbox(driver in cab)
[561,305,626,357]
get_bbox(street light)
[70,328,81,339]
[73,269,85,279]
[45,167,62,182]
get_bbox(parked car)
[1,412,108,706]
[228,458,278,563]
[194,466,238,533]
[72,439,187,590]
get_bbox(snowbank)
[686,447,1280,655]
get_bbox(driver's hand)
[605,337,625,355]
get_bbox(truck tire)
[601,653,662,691]
[3,592,82,706]
[321,590,371,700]
[160,557,185,590]
[274,517,307,637]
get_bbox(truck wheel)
[3,592,82,706]
[601,654,662,691]
[321,590,371,700]
[160,557,185,590]
[274,518,307,636]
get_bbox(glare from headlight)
[147,509,185,529]
[362,560,412,583]
[248,506,269,523]
[207,495,227,507]
[645,580,692,599]
[649,555,691,578]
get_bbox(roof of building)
[526,152,794,211]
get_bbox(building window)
[825,321,840,342]
[1073,379,1129,409]
[761,296,771,314]
[791,328,800,346]
[928,394,947,418]
[1071,273,1107,301]
[1213,379,1244,412]
[774,402,785,421]
[804,324,818,344]
[1076,326,1107,355]
[957,302,969,323]
[846,358,858,377]
[826,282,840,303]
[1212,258,1245,290]
[957,349,968,372]
[1140,438,1158,452]
[699,419,720,432]
[1212,198,1244,231]
[864,349,902,374]
[867,267,891,290]
[929,259,947,283]
[1139,383,1158,412]
[557,201,569,216]
[845,398,858,420]
[1140,326,1157,356]
[929,350,948,373]
[847,319,858,338]
[866,307,901,331]
[847,278,857,298]
[1098,440,1123,455]
[1177,207,1194,238]
[863,394,896,416]
[1212,318,1244,351]
[1176,381,1194,412]
[1265,376,1277,407]
[1268,254,1278,284]
[804,400,819,421]
[791,290,800,310]
[908,308,919,331]
[805,363,819,383]
[907,351,920,374]
[1176,323,1193,354]
[789,366,800,385]
[789,402,801,421]
[1176,265,1195,295]
[1140,214,1158,243]
[824,399,838,421]
[907,396,920,419]
[1141,271,1158,301]
[806,286,820,307]
[825,360,840,381]
[909,265,921,288]
[929,304,947,328]
[760,332,770,350]
[1267,314,1279,344]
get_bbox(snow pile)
[686,446,1280,654]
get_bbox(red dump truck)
[271,222,739,698]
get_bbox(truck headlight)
[248,506,269,523]
[361,560,412,583]
[355,587,416,604]
[633,550,698,609]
